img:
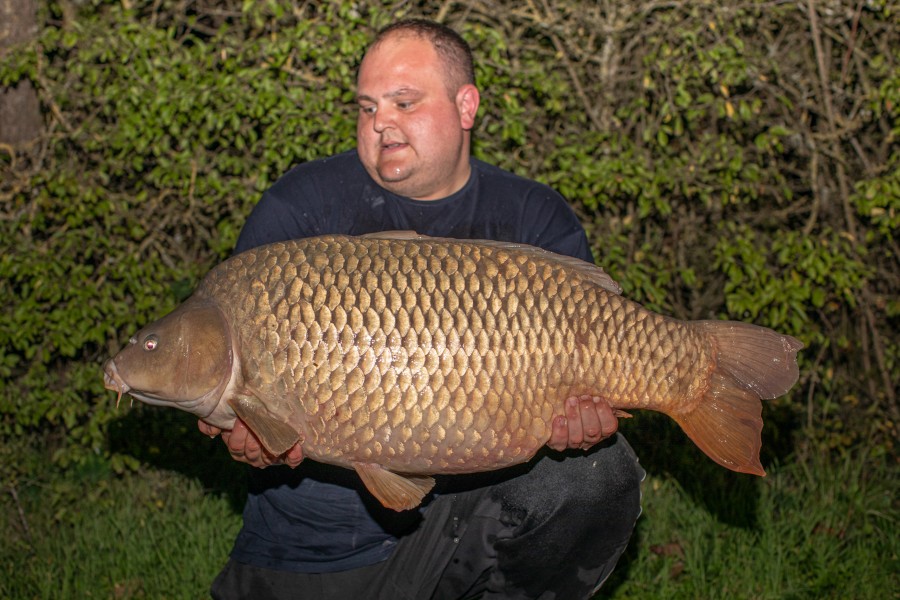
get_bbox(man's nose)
[372,107,395,132]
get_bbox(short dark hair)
[369,19,475,94]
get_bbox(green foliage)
[714,225,870,332]
[0,0,897,466]
[0,0,373,464]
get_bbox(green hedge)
[1,0,897,467]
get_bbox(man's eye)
[360,105,376,115]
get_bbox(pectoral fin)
[353,462,435,511]
[229,395,302,456]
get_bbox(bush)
[0,0,897,466]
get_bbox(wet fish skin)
[104,233,803,511]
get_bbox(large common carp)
[103,232,802,511]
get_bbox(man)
[201,19,644,600]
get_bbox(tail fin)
[672,321,803,476]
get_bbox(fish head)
[104,299,235,418]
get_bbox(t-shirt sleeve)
[235,187,318,254]
[233,159,340,254]
[234,152,368,255]
[519,185,594,264]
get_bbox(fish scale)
[104,232,802,511]
[212,237,566,471]
[241,238,632,457]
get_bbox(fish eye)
[143,335,159,351]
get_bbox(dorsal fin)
[357,231,622,295]
[359,230,423,241]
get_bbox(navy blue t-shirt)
[230,149,594,573]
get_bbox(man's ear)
[457,84,480,130]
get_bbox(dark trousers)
[211,433,645,600]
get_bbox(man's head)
[356,19,480,200]
[370,19,476,97]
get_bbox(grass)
[1,414,897,599]
[598,448,898,599]
[1,459,241,599]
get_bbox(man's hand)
[198,419,304,468]
[547,395,618,452]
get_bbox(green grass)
[1,429,896,599]
[1,459,241,599]
[598,448,898,599]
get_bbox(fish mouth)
[102,359,198,410]
[103,359,130,408]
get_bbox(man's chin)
[376,171,423,197]
[376,164,411,184]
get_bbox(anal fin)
[353,462,435,511]
[229,396,302,456]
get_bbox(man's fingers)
[594,397,619,440]
[222,420,263,465]
[566,395,620,451]
[548,395,620,452]
[198,420,222,437]
[547,415,569,452]
[283,445,305,468]
[223,419,249,453]
[577,396,604,443]
[565,396,584,445]
[213,418,301,468]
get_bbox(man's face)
[356,34,478,200]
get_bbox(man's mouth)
[381,140,408,152]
